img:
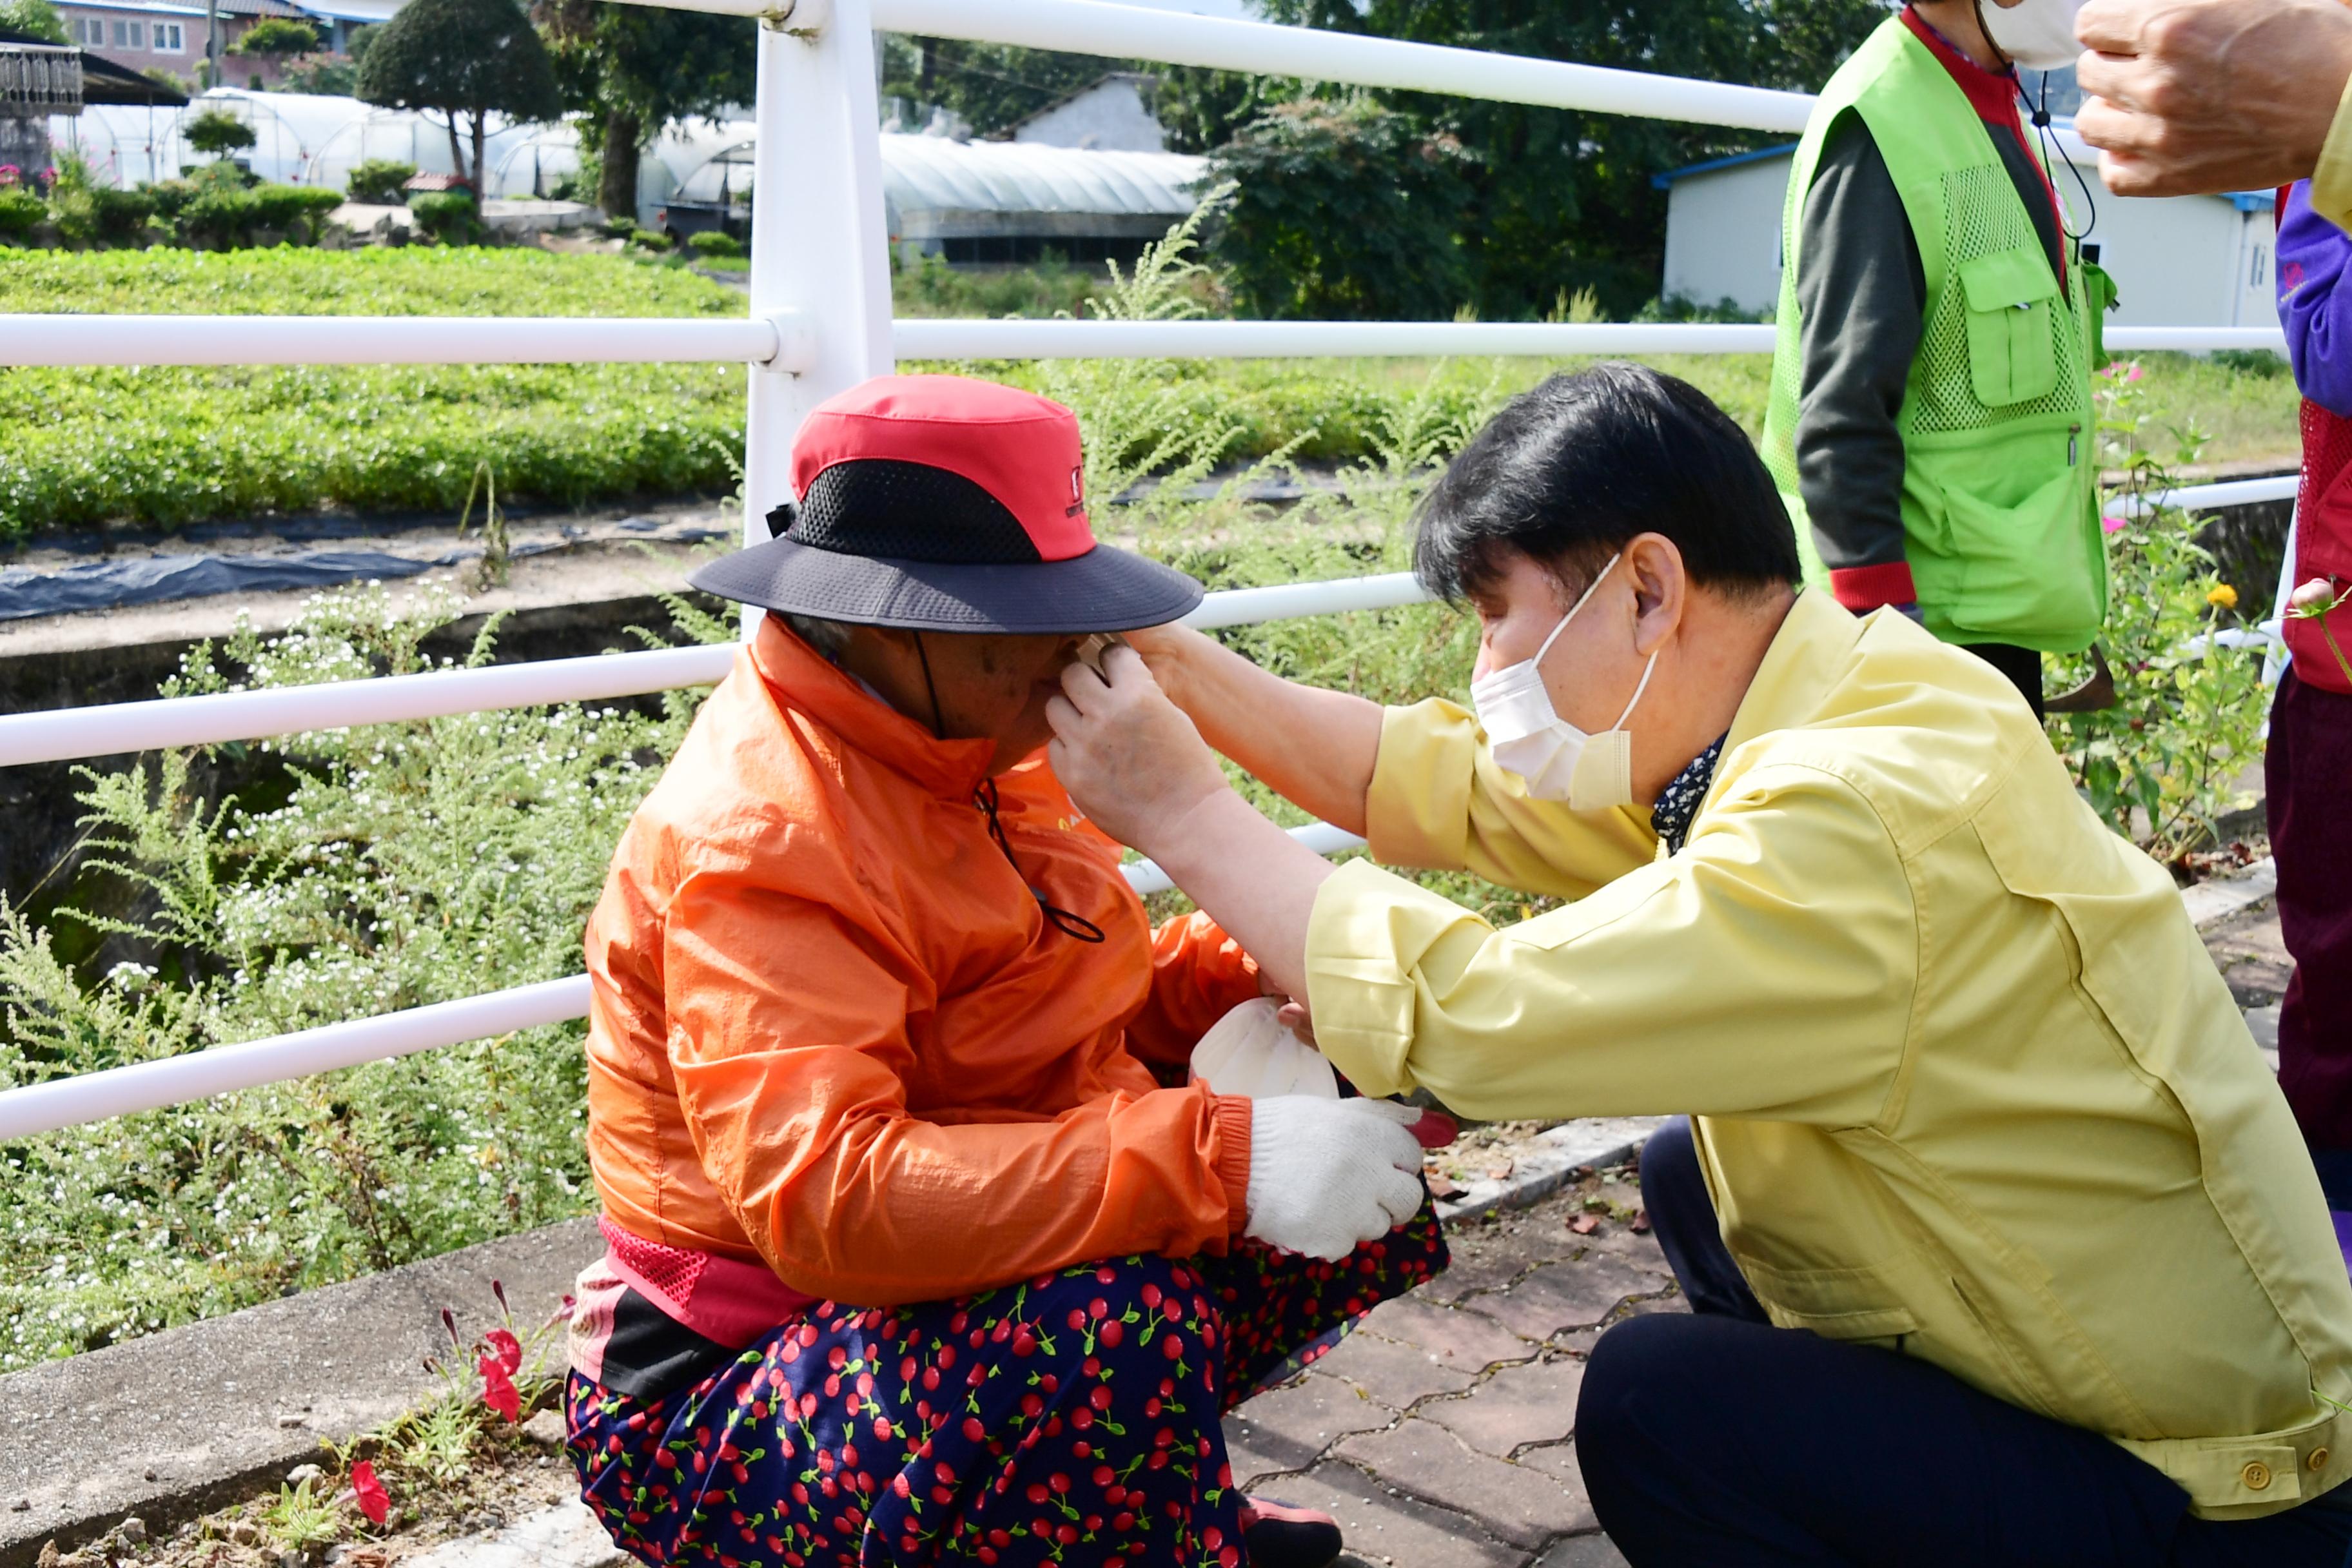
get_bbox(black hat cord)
[915,632,1106,945]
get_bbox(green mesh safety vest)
[1760,16,2105,654]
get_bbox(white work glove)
[1243,1096,1426,1262]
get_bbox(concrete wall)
[1660,149,2281,329]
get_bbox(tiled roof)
[54,0,306,13]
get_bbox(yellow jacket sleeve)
[2311,67,2352,233]
[1310,760,1917,1126]
[1365,697,1659,899]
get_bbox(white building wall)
[1660,148,2275,329]
[1011,78,1166,154]
[1661,156,1789,315]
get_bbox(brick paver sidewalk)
[1224,1170,1670,1567]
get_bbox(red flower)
[350,1460,390,1527]
[479,1353,522,1422]
[485,1328,523,1377]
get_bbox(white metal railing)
[0,315,796,368]
[0,0,2299,1142]
[0,318,2289,371]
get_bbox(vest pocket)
[1939,464,2099,640]
[1959,248,2061,407]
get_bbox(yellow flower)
[2206,584,2239,610]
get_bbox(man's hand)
[1046,643,1233,856]
[2075,0,2352,196]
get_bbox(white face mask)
[1468,553,1658,810]
[1980,0,2086,71]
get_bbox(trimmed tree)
[183,106,258,160]
[357,0,560,193]
[228,17,320,55]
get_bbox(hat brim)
[685,536,1205,635]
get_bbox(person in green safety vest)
[1759,0,2114,720]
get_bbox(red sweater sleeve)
[662,876,1251,1304]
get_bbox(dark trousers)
[2269,671,2352,1203]
[1962,640,2046,720]
[1580,1119,2352,1567]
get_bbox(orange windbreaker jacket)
[583,621,1260,1308]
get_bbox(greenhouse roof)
[880,133,1204,217]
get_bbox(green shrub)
[141,178,197,222]
[408,190,480,244]
[249,184,345,235]
[0,188,44,237]
[2210,348,2289,380]
[686,229,743,260]
[177,185,260,248]
[228,15,320,54]
[344,159,416,206]
[2044,360,2273,861]
[48,184,155,246]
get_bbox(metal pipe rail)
[0,977,593,1141]
[0,576,1437,769]
[0,821,1359,1139]
[0,318,2290,369]
[0,0,2303,1146]
[0,457,2293,772]
[0,315,790,368]
[600,0,1827,135]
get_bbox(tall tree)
[537,0,754,222]
[357,0,560,193]
[1221,0,1892,318]
[1213,97,1476,320]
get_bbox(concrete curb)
[0,1219,600,1568]
[1435,1117,1667,1224]
[404,1500,625,1568]
[2183,856,2277,931]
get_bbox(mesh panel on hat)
[790,460,1044,564]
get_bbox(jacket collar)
[747,618,1000,800]
[1721,589,1865,763]
[1901,4,2024,125]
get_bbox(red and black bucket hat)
[688,375,1203,635]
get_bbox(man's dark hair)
[1412,362,1801,603]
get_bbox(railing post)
[741,0,896,635]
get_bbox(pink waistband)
[598,1216,820,1350]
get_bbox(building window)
[75,17,106,45]
[111,19,146,48]
[152,22,182,49]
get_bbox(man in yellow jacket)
[1044,362,2352,1562]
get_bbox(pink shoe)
[1239,1494,1344,1568]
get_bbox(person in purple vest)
[2272,181,2352,1231]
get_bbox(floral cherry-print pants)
[565,1204,1446,1568]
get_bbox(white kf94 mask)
[1467,551,1656,810]
[1981,0,2086,72]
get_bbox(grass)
[0,249,747,538]
[0,248,2302,538]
